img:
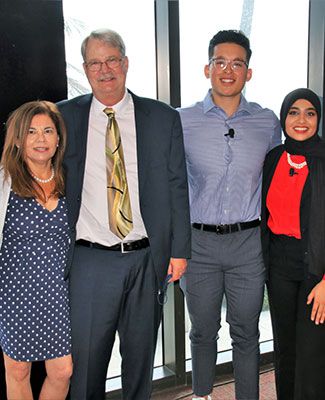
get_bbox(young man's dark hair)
[208,30,252,63]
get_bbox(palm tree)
[240,0,255,37]
[240,0,255,97]
[64,16,90,98]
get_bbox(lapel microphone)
[224,128,235,138]
[289,168,298,177]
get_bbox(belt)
[192,219,260,234]
[76,237,149,253]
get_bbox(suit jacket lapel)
[130,91,150,200]
[65,94,92,228]
[75,94,92,166]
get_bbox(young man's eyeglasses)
[85,57,124,72]
[209,58,248,72]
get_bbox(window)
[63,0,156,99]
[179,0,309,115]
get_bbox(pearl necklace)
[32,167,55,183]
[287,153,307,170]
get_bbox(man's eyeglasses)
[85,57,124,72]
[209,58,248,72]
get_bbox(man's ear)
[246,68,252,82]
[204,64,210,79]
[122,56,129,73]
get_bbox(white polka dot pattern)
[0,192,71,361]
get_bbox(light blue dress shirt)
[178,90,282,225]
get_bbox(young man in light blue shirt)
[179,30,281,400]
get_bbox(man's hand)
[307,280,325,325]
[167,258,187,282]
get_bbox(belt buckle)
[216,225,224,234]
[121,242,134,253]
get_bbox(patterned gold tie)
[104,108,133,238]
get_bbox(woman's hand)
[307,280,325,325]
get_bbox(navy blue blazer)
[57,92,191,287]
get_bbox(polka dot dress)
[0,191,71,362]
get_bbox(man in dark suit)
[57,29,191,400]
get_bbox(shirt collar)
[203,89,253,116]
[92,89,131,117]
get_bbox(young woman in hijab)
[261,88,325,400]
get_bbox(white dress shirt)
[77,90,147,245]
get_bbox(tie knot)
[104,107,115,120]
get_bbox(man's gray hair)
[81,29,126,61]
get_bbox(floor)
[106,301,275,396]
[151,368,276,400]
[107,306,273,378]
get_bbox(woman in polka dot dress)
[0,101,72,399]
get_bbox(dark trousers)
[267,272,325,400]
[69,245,162,400]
